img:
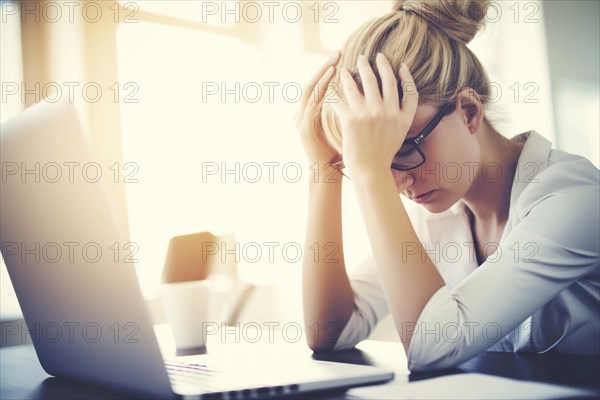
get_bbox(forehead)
[406,104,439,138]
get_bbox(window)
[3,1,590,325]
[1,1,25,318]
[114,1,394,322]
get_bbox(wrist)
[348,166,393,186]
[308,160,344,185]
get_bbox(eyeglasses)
[331,102,455,178]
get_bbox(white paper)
[346,373,596,399]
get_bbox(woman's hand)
[294,52,341,167]
[332,53,418,180]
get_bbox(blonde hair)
[320,0,502,157]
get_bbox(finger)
[376,53,399,110]
[356,54,382,103]
[399,63,419,116]
[299,52,341,113]
[330,89,351,120]
[306,65,336,113]
[340,67,363,109]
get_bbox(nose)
[392,170,415,192]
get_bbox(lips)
[412,190,435,204]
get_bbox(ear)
[455,88,484,134]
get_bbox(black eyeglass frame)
[330,102,456,176]
[390,102,456,171]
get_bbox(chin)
[418,203,447,214]
[419,194,456,214]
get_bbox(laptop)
[0,99,394,399]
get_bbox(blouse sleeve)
[407,163,600,371]
[333,256,390,350]
[333,196,459,350]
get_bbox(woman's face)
[392,103,482,213]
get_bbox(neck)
[462,126,523,227]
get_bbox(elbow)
[304,325,350,353]
[406,338,472,372]
[403,286,475,371]
[308,342,335,353]
[306,338,337,353]
[303,313,355,353]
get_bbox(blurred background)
[1,0,599,337]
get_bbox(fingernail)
[401,63,407,70]
[377,52,385,60]
[358,54,367,63]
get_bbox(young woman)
[295,0,599,371]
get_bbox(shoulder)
[516,148,599,214]
[512,147,599,252]
[508,130,598,217]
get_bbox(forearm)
[302,167,354,350]
[352,169,444,353]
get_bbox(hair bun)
[393,0,490,45]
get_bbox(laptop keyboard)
[164,360,299,398]
[165,360,226,390]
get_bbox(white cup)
[160,280,210,349]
